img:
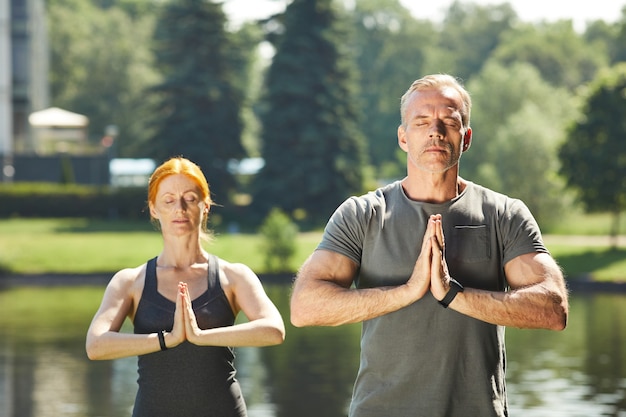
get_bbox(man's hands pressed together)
[427,214,457,303]
[405,213,456,304]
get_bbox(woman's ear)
[149,202,158,219]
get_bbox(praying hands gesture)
[167,282,215,347]
[291,213,459,326]
[426,214,457,302]
[163,282,199,348]
[291,211,567,329]
[403,213,455,304]
[163,267,285,351]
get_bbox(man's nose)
[428,121,445,139]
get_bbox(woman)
[86,156,285,417]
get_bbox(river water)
[0,286,624,417]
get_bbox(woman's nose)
[173,198,187,211]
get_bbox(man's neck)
[401,169,463,203]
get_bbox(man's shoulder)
[464,181,534,224]
[465,181,518,205]
[356,180,402,203]
[339,181,402,214]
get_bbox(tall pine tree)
[148,0,246,203]
[253,0,369,226]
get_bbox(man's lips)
[425,146,448,153]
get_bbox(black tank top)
[132,255,247,417]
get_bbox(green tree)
[351,0,438,173]
[491,20,608,90]
[92,0,158,18]
[147,0,248,203]
[438,1,517,81]
[611,7,626,63]
[584,19,620,65]
[48,0,159,156]
[465,62,577,227]
[559,64,626,244]
[252,0,369,226]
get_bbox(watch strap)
[158,330,168,351]
[439,278,464,308]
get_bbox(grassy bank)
[0,218,319,275]
[0,217,624,281]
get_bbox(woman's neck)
[158,236,207,269]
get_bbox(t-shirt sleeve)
[317,196,368,266]
[500,198,549,265]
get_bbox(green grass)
[547,244,626,282]
[545,210,626,235]
[0,218,320,275]
[0,218,163,274]
[0,216,624,281]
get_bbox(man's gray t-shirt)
[317,180,548,417]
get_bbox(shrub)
[0,182,147,219]
[259,208,299,273]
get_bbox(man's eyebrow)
[443,114,461,122]
[411,113,459,121]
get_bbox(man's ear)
[398,125,408,152]
[462,128,472,152]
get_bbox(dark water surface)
[0,286,624,417]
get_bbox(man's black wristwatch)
[439,278,464,308]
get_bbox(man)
[290,74,568,417]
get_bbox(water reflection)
[0,286,624,417]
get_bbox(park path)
[543,235,626,247]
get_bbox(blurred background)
[2,0,626,232]
[1,0,626,416]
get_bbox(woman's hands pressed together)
[180,282,203,343]
[164,282,203,349]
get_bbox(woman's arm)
[85,267,185,360]
[182,262,285,347]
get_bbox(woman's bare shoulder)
[108,263,148,292]
[215,258,263,292]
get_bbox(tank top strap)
[142,255,221,303]
[206,254,220,292]
[143,256,159,295]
